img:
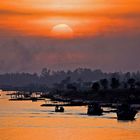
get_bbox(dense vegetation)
[0,67,139,92]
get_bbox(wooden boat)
[55,106,64,112]
[117,104,137,120]
[87,103,103,115]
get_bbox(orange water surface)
[0,91,140,140]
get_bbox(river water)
[0,91,140,140]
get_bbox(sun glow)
[51,24,73,38]
[0,0,140,38]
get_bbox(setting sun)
[51,24,73,38]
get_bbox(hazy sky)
[0,0,140,73]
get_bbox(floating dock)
[9,98,45,101]
[41,100,87,106]
[9,91,44,101]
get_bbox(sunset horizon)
[0,0,140,73]
[0,1,140,140]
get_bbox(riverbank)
[44,88,140,108]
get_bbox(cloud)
[0,9,33,16]
[0,8,140,19]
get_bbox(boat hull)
[55,106,64,112]
[117,110,137,120]
[87,106,103,116]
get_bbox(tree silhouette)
[111,78,120,89]
[92,82,100,92]
[136,81,140,88]
[124,72,131,81]
[41,68,50,78]
[128,78,135,89]
[61,76,71,85]
[100,79,108,89]
[67,84,77,91]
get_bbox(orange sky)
[0,0,140,38]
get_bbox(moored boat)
[87,103,103,115]
[55,106,64,112]
[117,104,138,120]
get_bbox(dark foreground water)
[0,91,140,140]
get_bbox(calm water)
[0,91,140,140]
